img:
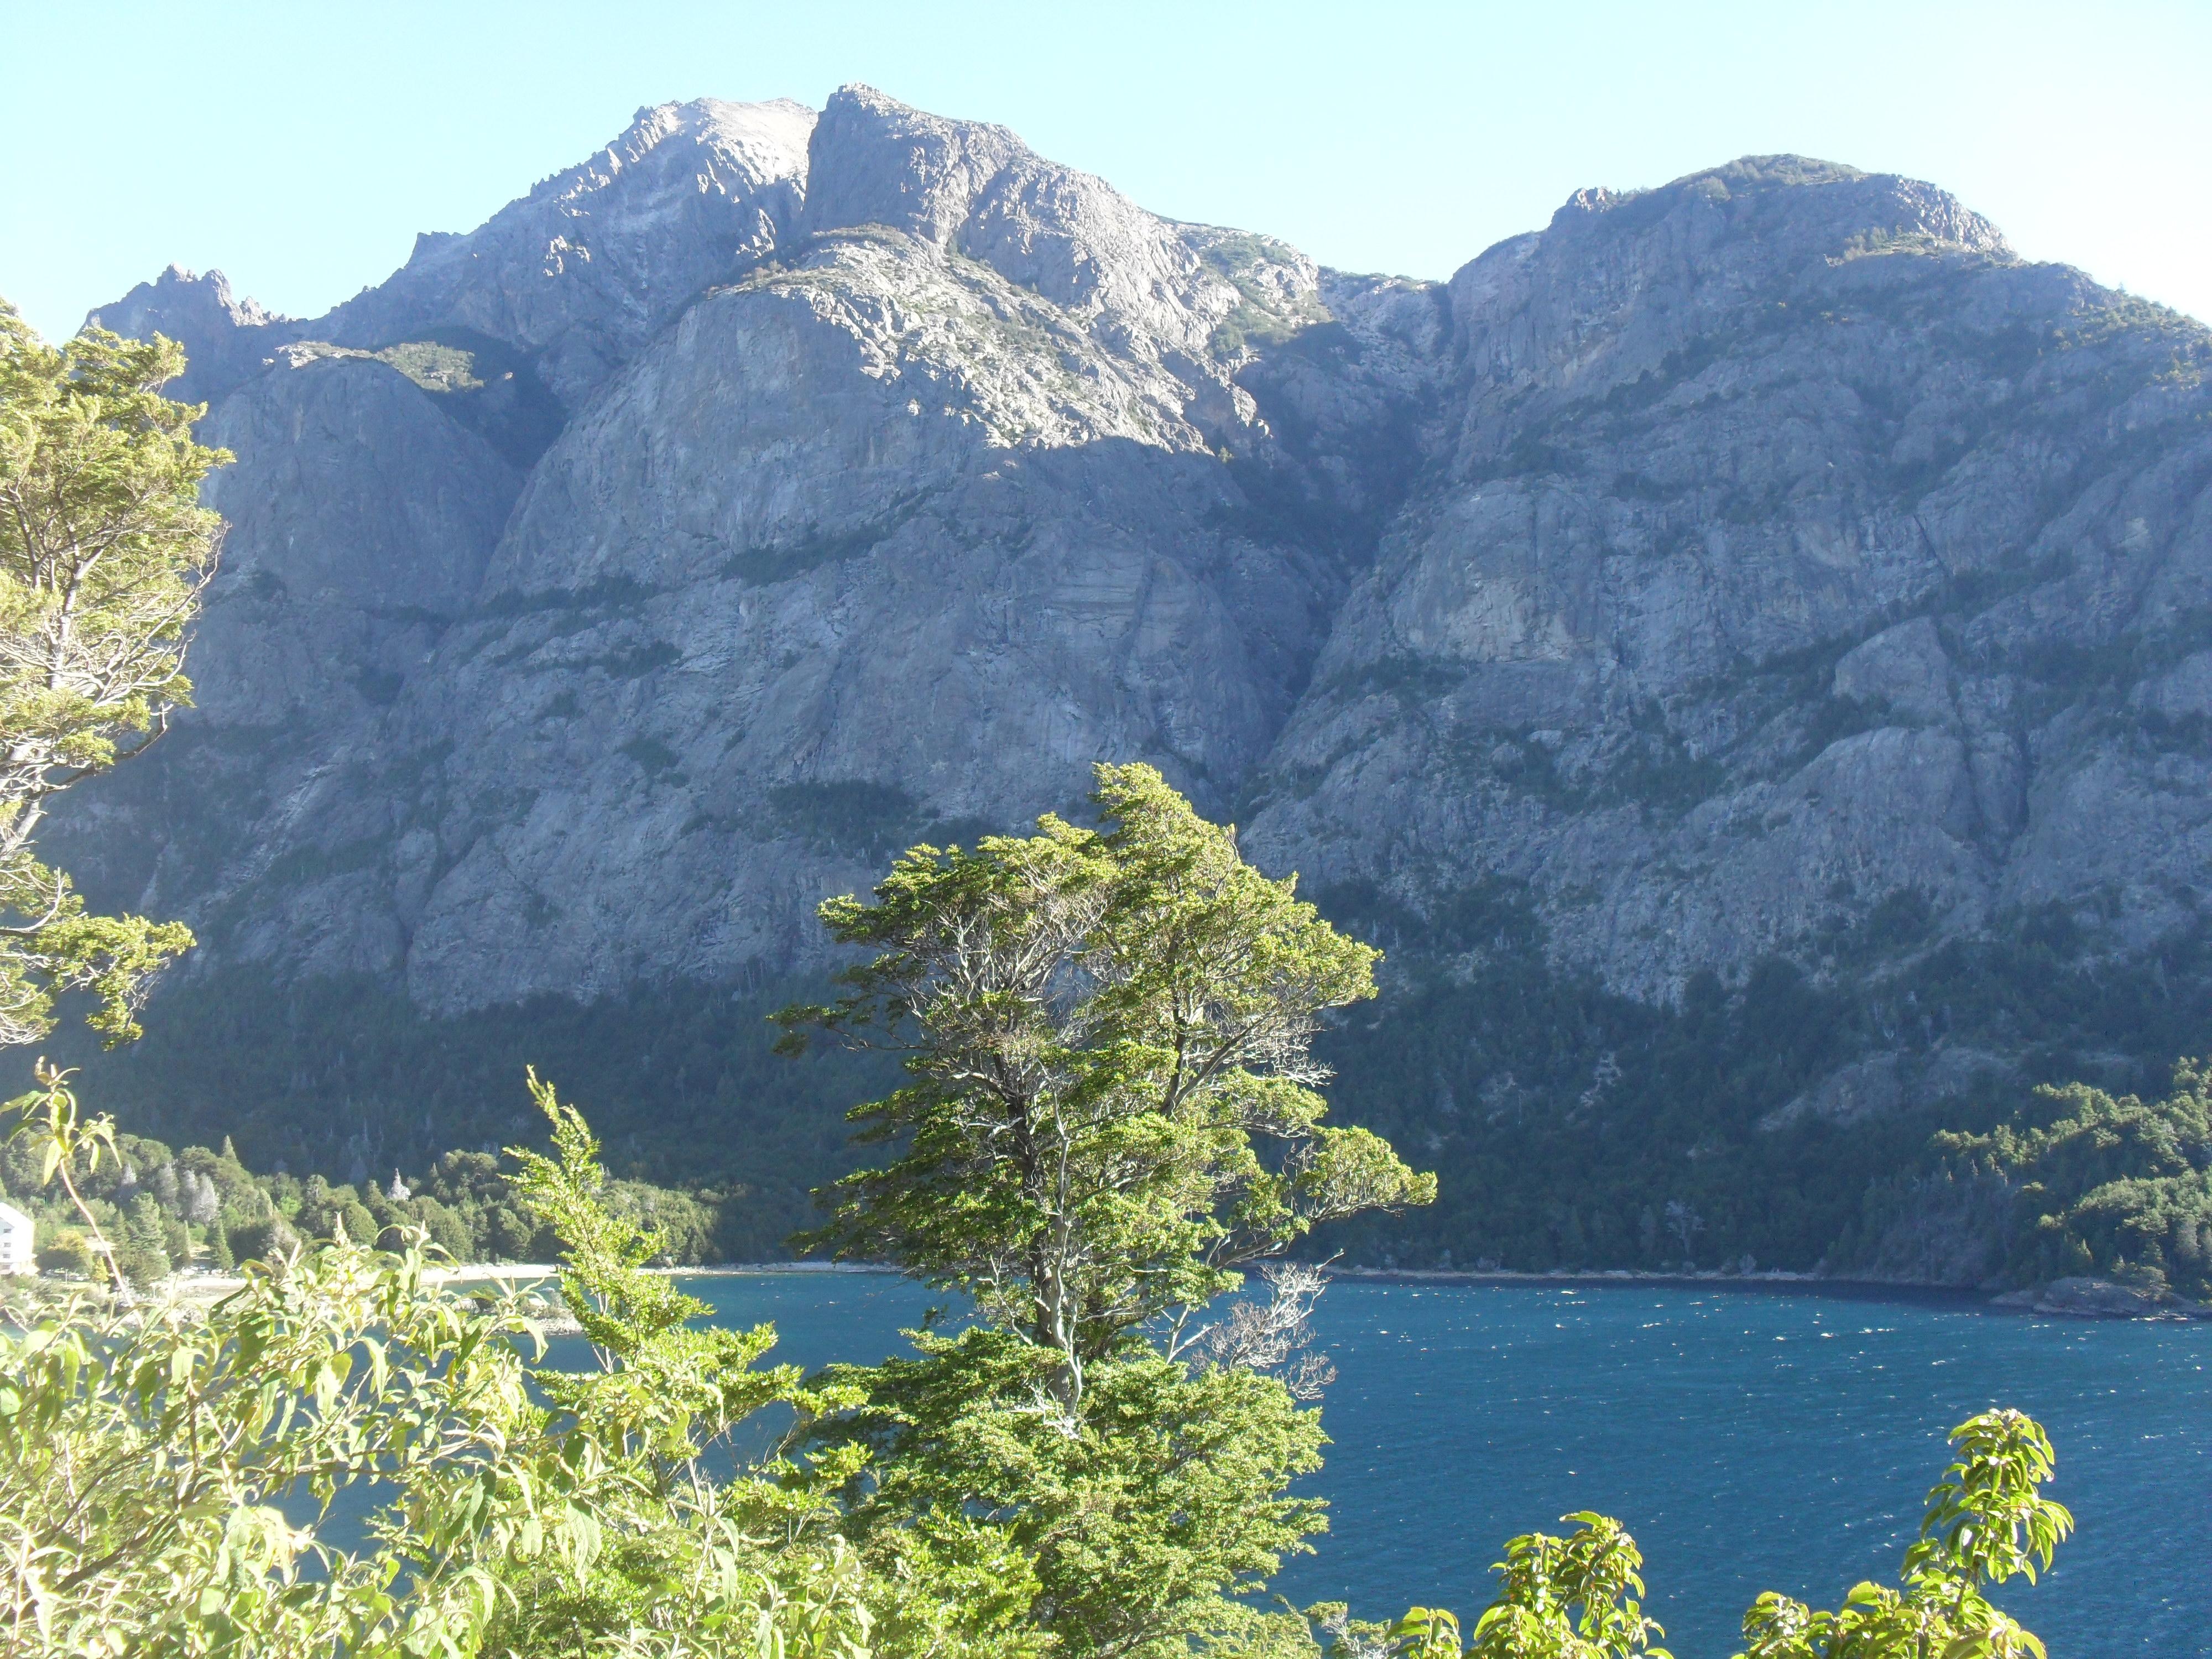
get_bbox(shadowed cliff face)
[42,93,2212,1230]
[1241,157,2212,1008]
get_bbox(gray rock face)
[61,86,1368,1018]
[1761,1043,2012,1130]
[320,97,817,411]
[52,347,522,977]
[44,95,2212,1181]
[1240,156,2212,1003]
[85,265,296,405]
[1833,618,1952,725]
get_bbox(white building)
[0,1202,33,1276]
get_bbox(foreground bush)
[1308,1406,2068,1659]
[0,1152,2081,1657]
[0,1074,1020,1658]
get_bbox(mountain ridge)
[41,87,2212,1277]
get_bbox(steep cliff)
[1247,156,2212,1001]
[44,93,2212,1273]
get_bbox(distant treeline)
[48,876,2212,1296]
[35,969,892,1261]
[0,1127,747,1285]
[8,1048,2205,1302]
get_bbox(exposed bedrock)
[43,96,2212,1161]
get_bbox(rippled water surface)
[660,1273,2208,1657]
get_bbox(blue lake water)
[651,1271,2209,1658]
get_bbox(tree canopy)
[0,300,223,1045]
[776,765,1432,1657]
[1933,1058,2212,1300]
[780,762,1434,1405]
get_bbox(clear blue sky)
[3,0,2206,342]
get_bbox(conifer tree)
[787,764,1434,1657]
[207,1217,234,1272]
[0,301,223,1046]
[784,761,1434,1407]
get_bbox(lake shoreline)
[1330,1264,1971,1295]
[145,1259,2207,1323]
[674,1262,2212,1321]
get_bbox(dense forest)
[12,977,2211,1303]
[1309,875,2212,1297]
[28,966,889,1258]
[30,881,2211,1299]
[0,1118,737,1284]
[12,1045,2207,1306]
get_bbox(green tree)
[298,1175,379,1249]
[786,764,1432,1658]
[1936,1057,2212,1299]
[782,761,1433,1407]
[116,1192,173,1287]
[482,1069,1039,1658]
[0,303,223,1047]
[507,1067,822,1491]
[32,1226,100,1280]
[821,1326,1327,1659]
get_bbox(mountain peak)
[797,81,1260,335]
[579,95,817,197]
[1541,153,2012,259]
[802,83,1034,248]
[84,265,290,404]
[316,95,815,406]
[88,264,281,333]
[1446,149,2021,392]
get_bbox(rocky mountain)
[44,88,2212,1274]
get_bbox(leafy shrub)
[1333,1407,2068,1659]
[0,1074,1000,1658]
[32,1229,97,1280]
